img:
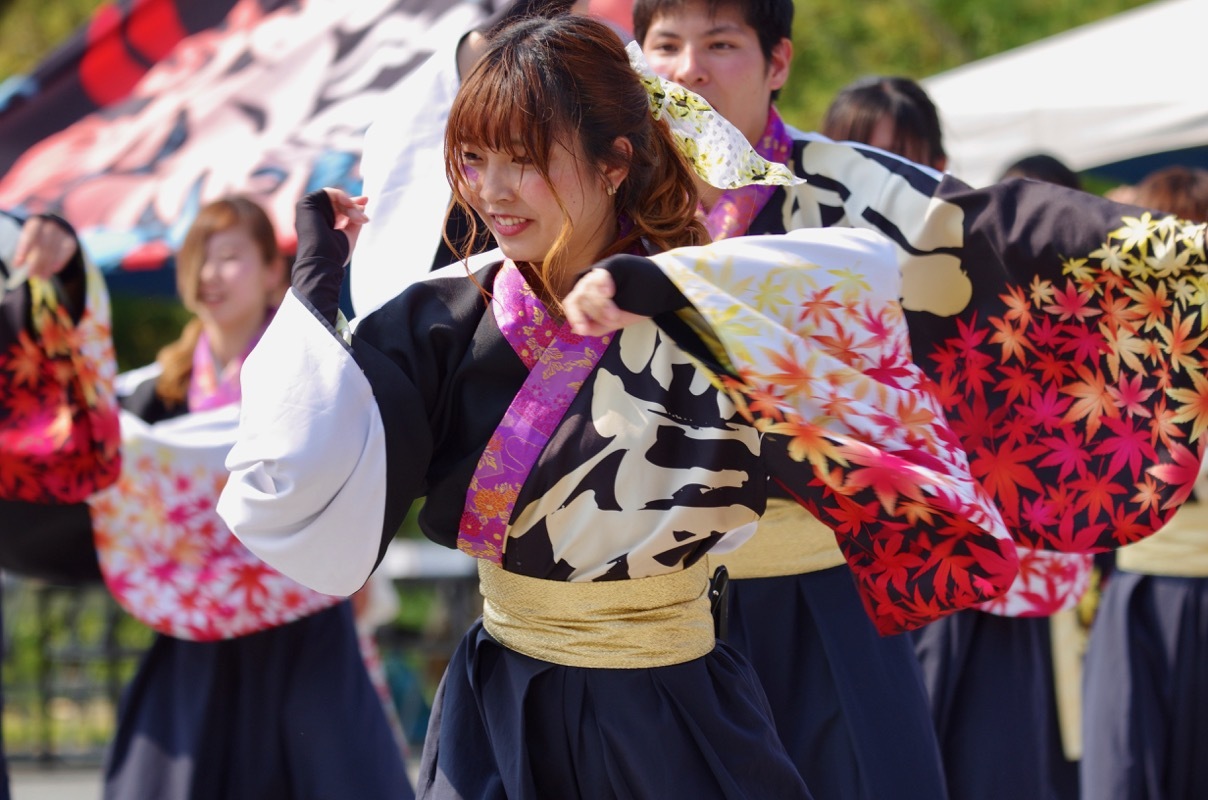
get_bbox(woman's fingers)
[319,189,370,253]
[321,189,370,226]
[565,268,645,336]
[14,216,78,280]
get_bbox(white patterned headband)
[626,41,804,191]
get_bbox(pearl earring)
[606,184,616,196]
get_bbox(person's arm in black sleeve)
[291,190,351,326]
[571,252,731,374]
[588,252,689,316]
[35,214,86,323]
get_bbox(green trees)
[777,0,1151,129]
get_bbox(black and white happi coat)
[218,219,1013,610]
[221,255,769,591]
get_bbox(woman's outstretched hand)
[564,267,650,336]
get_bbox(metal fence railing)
[2,548,481,768]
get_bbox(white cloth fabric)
[351,4,486,317]
[923,0,1208,185]
[218,289,388,595]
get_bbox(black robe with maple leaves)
[728,126,1208,800]
[0,208,107,584]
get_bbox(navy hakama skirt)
[102,601,413,800]
[913,610,1078,800]
[415,619,813,800]
[1081,570,1208,800]
[725,565,948,800]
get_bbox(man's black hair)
[632,0,794,63]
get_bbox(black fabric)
[118,373,185,423]
[349,261,516,552]
[349,260,769,577]
[588,252,731,376]
[103,603,412,800]
[291,190,351,325]
[592,252,688,317]
[350,329,437,570]
[1081,570,1208,800]
[726,566,949,800]
[416,619,813,800]
[431,202,496,271]
[33,213,85,322]
[0,594,6,800]
[913,611,1077,800]
[0,500,101,584]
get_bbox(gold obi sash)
[1117,503,1208,577]
[478,558,715,669]
[709,498,846,580]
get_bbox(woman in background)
[94,197,411,800]
[820,75,947,171]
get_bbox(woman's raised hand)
[320,188,369,257]
[564,267,650,336]
[13,215,78,282]
[292,188,370,324]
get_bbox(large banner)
[0,0,485,278]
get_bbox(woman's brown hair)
[443,13,708,305]
[1130,166,1208,223]
[155,197,281,405]
[821,76,947,171]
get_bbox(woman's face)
[193,226,279,336]
[458,136,616,283]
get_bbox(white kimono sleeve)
[218,289,388,596]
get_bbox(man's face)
[640,1,791,147]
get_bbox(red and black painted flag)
[0,0,483,279]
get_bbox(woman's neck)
[203,315,265,372]
[527,219,621,306]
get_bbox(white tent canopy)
[923,0,1208,187]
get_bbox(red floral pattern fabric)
[753,131,1208,619]
[91,405,340,641]
[0,260,120,503]
[653,230,1019,634]
[928,212,1208,555]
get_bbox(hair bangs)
[446,45,571,176]
[176,198,278,309]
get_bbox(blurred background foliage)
[0,0,1154,368]
[779,0,1151,129]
